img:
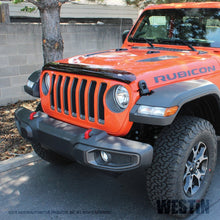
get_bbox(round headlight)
[42,73,50,95]
[114,85,129,109]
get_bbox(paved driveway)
[0,143,220,220]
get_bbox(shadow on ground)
[0,143,220,220]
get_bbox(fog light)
[100,151,111,163]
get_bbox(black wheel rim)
[183,142,208,196]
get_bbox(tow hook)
[84,129,92,139]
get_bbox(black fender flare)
[129,80,220,126]
[24,70,41,97]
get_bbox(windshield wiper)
[158,38,197,52]
[174,39,197,51]
[129,37,154,48]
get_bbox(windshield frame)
[127,8,220,49]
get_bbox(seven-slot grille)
[49,74,107,124]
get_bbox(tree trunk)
[39,1,63,64]
[0,3,10,24]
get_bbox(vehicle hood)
[51,48,219,90]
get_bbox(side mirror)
[122,30,130,43]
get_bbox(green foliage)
[13,0,36,13]
[126,0,140,7]
[97,0,104,3]
[21,6,36,12]
[13,0,24,4]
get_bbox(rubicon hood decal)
[154,65,216,83]
[43,62,136,84]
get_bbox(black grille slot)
[50,75,56,110]
[98,83,107,124]
[63,77,70,114]
[71,78,78,117]
[79,79,87,119]
[56,75,63,112]
[48,73,107,125]
[88,81,97,122]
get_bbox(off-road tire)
[146,116,217,216]
[32,102,73,165]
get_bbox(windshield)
[129,8,220,48]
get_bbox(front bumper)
[15,107,153,172]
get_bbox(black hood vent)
[137,56,178,62]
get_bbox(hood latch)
[138,80,151,96]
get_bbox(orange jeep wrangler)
[15,2,220,216]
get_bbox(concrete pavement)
[0,145,220,220]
